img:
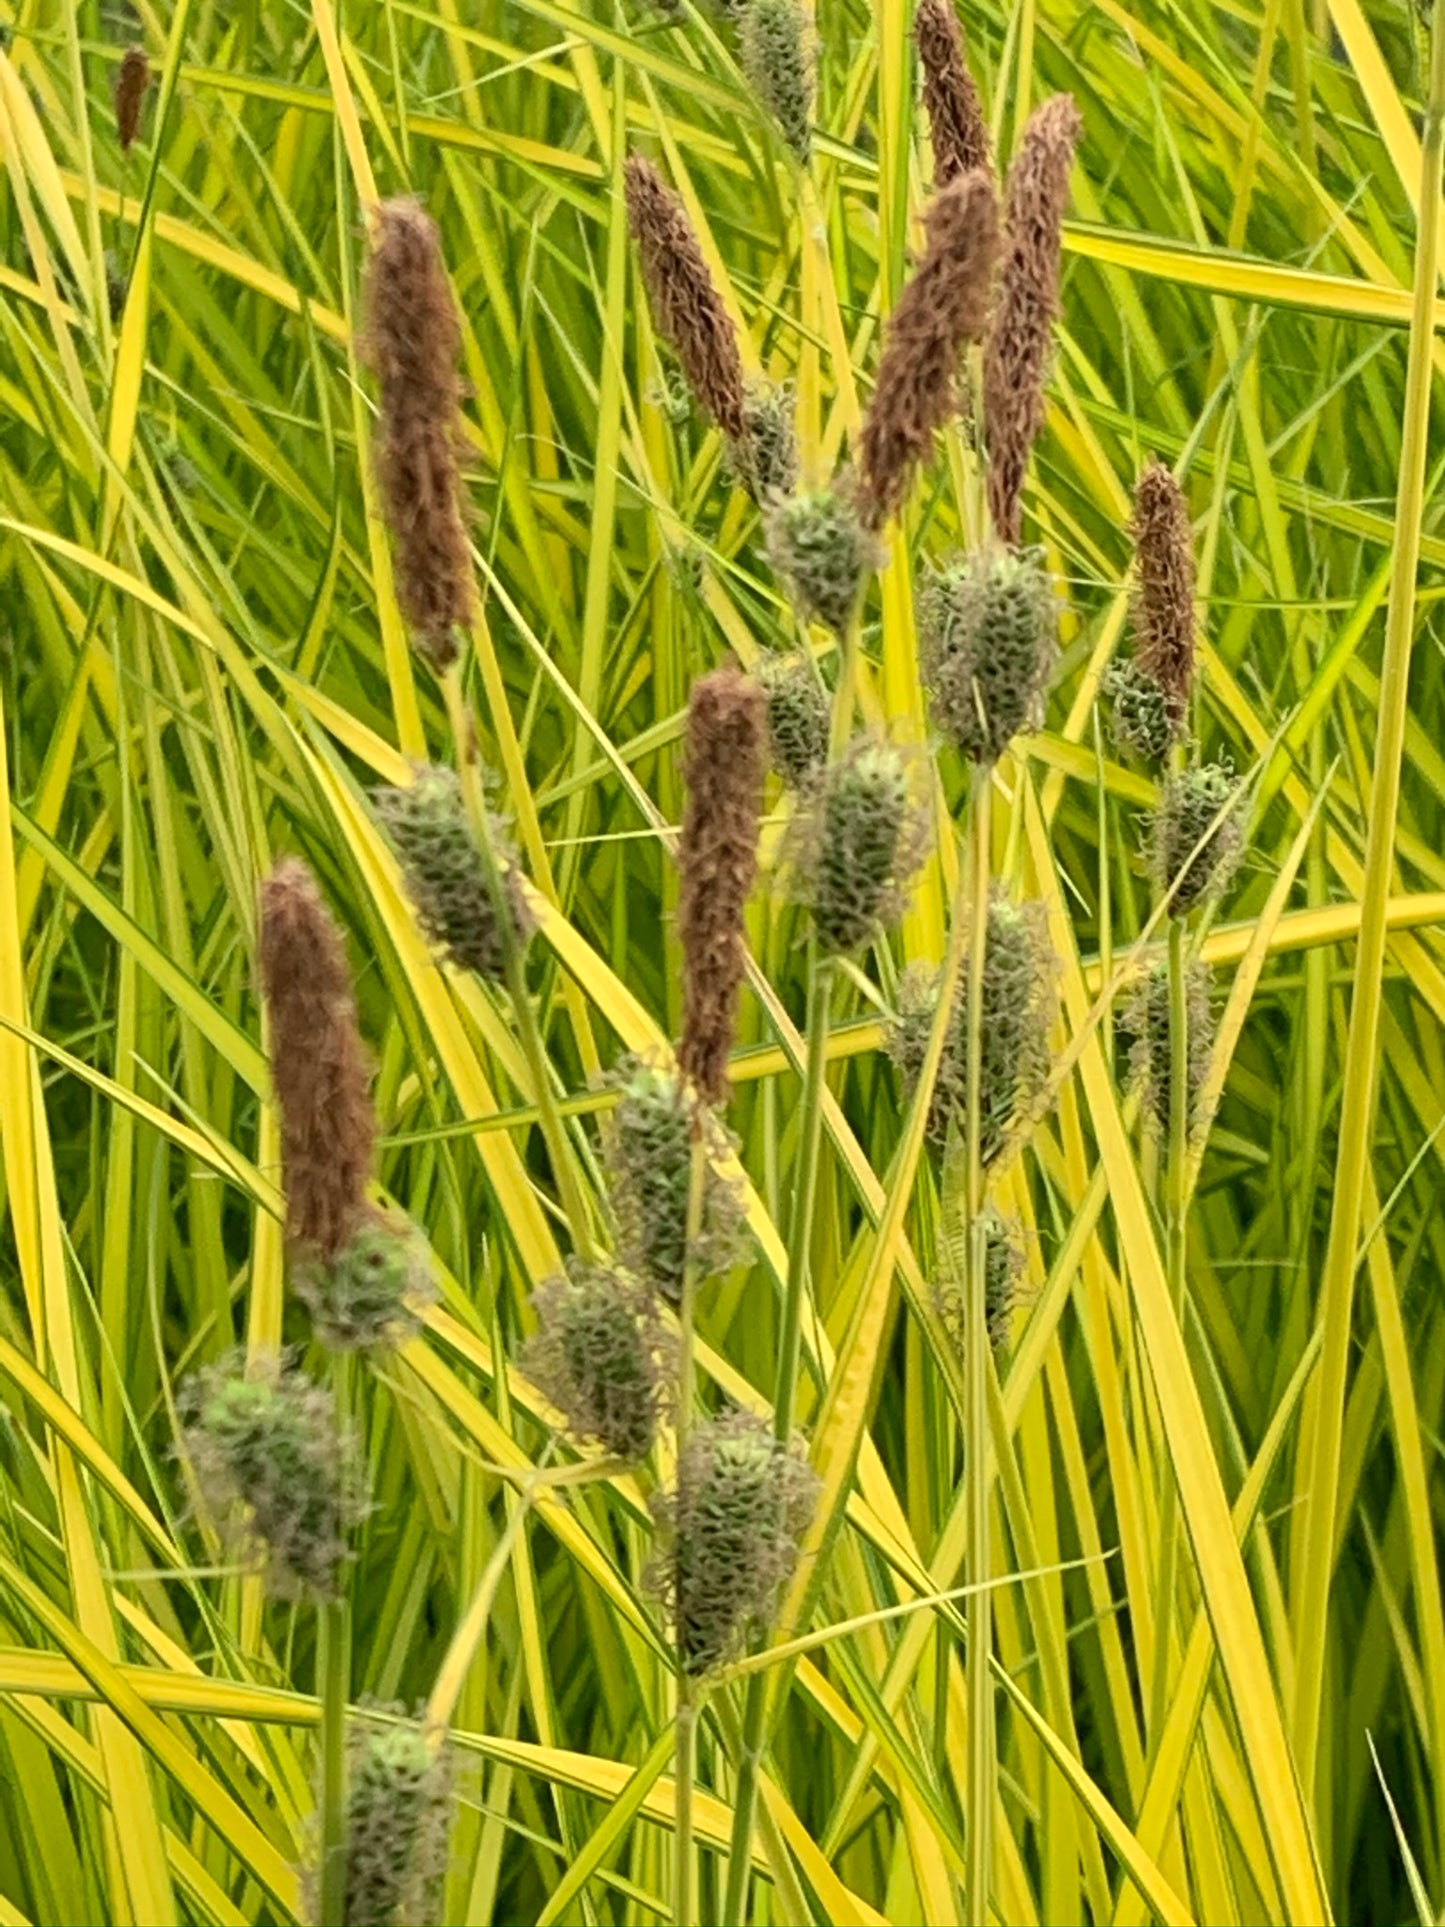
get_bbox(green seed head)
[759,653,829,789]
[888,897,1052,1161]
[766,486,879,637]
[341,1721,451,1927]
[919,546,1056,764]
[524,1263,668,1462]
[936,1208,1025,1356]
[732,382,800,505]
[1121,960,1215,1136]
[1151,763,1243,915]
[291,1211,436,1354]
[652,1409,819,1675]
[1103,656,1176,765]
[181,1357,367,1599]
[802,741,922,955]
[374,765,530,981]
[606,1060,744,1303]
[738,0,814,163]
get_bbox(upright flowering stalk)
[914,0,992,186]
[259,860,374,1264]
[857,170,1000,531]
[677,666,767,1107]
[625,156,748,444]
[114,46,150,152]
[1107,461,1197,761]
[361,199,474,670]
[982,94,1083,548]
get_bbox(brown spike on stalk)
[360,199,474,670]
[258,860,375,1261]
[1131,460,1197,732]
[624,155,748,444]
[982,94,1083,548]
[857,170,999,531]
[914,0,992,186]
[115,46,150,153]
[676,666,767,1106]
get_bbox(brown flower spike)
[982,94,1083,548]
[258,860,375,1262]
[857,170,999,531]
[677,667,767,1105]
[1131,460,1196,732]
[915,0,992,187]
[361,199,475,670]
[625,156,748,445]
[115,46,150,153]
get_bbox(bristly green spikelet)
[887,897,1051,1162]
[759,654,829,788]
[524,1263,669,1463]
[766,485,881,637]
[1103,656,1176,764]
[738,0,814,162]
[341,1721,451,1927]
[606,1060,744,1303]
[181,1357,367,1599]
[936,1205,1024,1355]
[1122,961,1215,1135]
[291,1211,436,1353]
[919,546,1057,763]
[1151,763,1244,915]
[794,741,925,955]
[652,1409,819,1675]
[374,765,530,982]
[733,382,800,504]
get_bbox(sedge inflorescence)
[914,0,992,187]
[290,1211,436,1354]
[374,764,529,983]
[259,858,375,1265]
[652,1408,819,1676]
[677,666,767,1107]
[1121,961,1216,1136]
[793,741,925,956]
[605,1060,744,1303]
[524,1263,669,1463]
[936,1208,1024,1356]
[114,45,149,152]
[919,544,1056,763]
[360,199,475,670]
[181,1356,366,1599]
[888,897,1051,1163]
[1151,763,1244,915]
[766,484,881,638]
[738,0,814,164]
[759,653,829,789]
[1108,462,1197,761]
[341,1720,451,1927]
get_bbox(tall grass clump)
[3,0,1445,1923]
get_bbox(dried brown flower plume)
[115,47,150,153]
[258,859,374,1262]
[914,0,992,187]
[361,199,474,670]
[625,155,748,444]
[1131,460,1196,733]
[982,94,1083,548]
[677,667,767,1105]
[857,170,999,530]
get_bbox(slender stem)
[673,1123,707,1927]
[1147,912,1190,1744]
[441,668,592,1254]
[316,1593,352,1927]
[721,943,832,1926]
[829,613,860,762]
[1291,0,1445,1801]
[963,771,993,1927]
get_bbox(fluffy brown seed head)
[915,0,992,186]
[1130,460,1196,732]
[258,860,374,1262]
[857,171,1000,531]
[677,667,767,1106]
[115,46,149,153]
[982,93,1083,548]
[625,156,748,444]
[361,198,474,670]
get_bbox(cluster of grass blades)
[2,0,1445,1920]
